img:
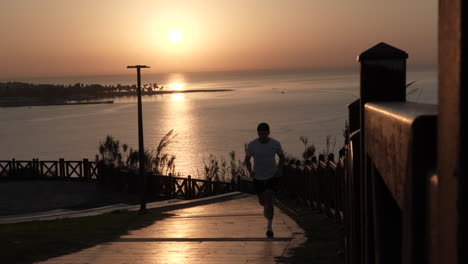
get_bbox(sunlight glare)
[169,83,185,91]
[167,30,183,44]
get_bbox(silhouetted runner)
[245,122,285,238]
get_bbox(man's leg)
[254,180,274,237]
[263,189,274,219]
[254,179,265,206]
[257,193,265,206]
[263,189,274,237]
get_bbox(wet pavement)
[37,194,305,264]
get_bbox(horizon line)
[0,63,438,82]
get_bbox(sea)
[0,66,438,177]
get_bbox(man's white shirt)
[246,138,284,180]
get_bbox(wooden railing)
[346,102,437,264]
[95,166,239,199]
[282,156,345,222]
[0,158,98,180]
[0,159,240,200]
[343,43,438,264]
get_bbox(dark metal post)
[127,65,150,213]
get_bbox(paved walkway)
[36,194,306,264]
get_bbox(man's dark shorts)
[254,177,279,194]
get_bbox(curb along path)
[0,192,244,224]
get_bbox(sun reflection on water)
[167,73,186,91]
[150,74,204,177]
[171,93,185,101]
[169,83,185,91]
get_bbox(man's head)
[257,122,270,141]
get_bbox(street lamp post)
[127,65,150,213]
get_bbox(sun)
[167,30,183,44]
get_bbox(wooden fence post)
[83,159,89,179]
[33,158,38,177]
[59,158,65,178]
[208,178,213,195]
[11,158,16,177]
[437,1,467,263]
[40,159,44,177]
[357,43,408,264]
[169,174,174,198]
[187,175,192,200]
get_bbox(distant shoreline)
[0,100,114,108]
[0,89,233,108]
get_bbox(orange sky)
[0,0,437,78]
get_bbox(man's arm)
[275,152,285,177]
[278,153,285,169]
[244,155,254,179]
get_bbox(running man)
[244,122,285,238]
